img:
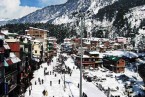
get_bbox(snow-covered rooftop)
[29,27,49,32]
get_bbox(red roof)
[6,59,13,65]
[7,42,20,52]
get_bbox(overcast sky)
[0,0,67,20]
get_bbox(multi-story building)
[115,37,127,49]
[48,37,57,50]
[5,39,20,58]
[82,38,110,52]
[31,40,43,62]
[103,56,125,73]
[0,38,4,97]
[90,39,99,51]
[19,35,32,94]
[72,38,81,49]
[25,27,48,51]
[75,52,103,69]
[48,37,57,57]
[1,40,21,97]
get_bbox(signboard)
[5,72,17,93]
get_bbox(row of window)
[77,58,100,62]
[34,50,43,54]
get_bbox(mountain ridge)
[7,0,145,38]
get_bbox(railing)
[5,71,17,78]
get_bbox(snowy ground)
[24,53,106,97]
[24,48,145,97]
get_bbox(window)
[40,51,42,54]
[118,61,119,64]
[83,59,85,61]
[35,50,37,53]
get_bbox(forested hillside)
[0,23,77,43]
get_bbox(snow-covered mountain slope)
[9,0,117,24]
[125,5,145,29]
[0,18,10,26]
[8,0,145,38]
[0,21,7,26]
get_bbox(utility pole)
[79,0,83,97]
[64,68,66,92]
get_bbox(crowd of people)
[26,53,88,97]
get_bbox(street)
[24,51,106,97]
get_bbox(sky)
[0,0,67,20]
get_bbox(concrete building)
[48,37,57,57]
[31,40,43,62]
[103,56,125,73]
[25,27,48,51]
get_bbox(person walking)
[42,90,46,96]
[83,92,85,97]
[42,79,44,84]
[70,72,72,76]
[29,89,31,96]
[35,81,37,85]
[50,81,52,86]
[58,79,60,84]
[44,69,45,76]
[73,66,75,69]
[30,82,32,90]
[78,83,79,88]
[38,78,40,83]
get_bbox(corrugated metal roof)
[5,39,19,42]
[10,53,16,57]
[4,57,21,66]
[7,42,20,52]
[104,56,121,62]
[11,57,21,63]
[4,44,10,49]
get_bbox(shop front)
[5,72,18,97]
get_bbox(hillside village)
[0,27,145,97]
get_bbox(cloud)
[38,0,68,6]
[0,0,39,20]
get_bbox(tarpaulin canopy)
[4,57,21,67]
